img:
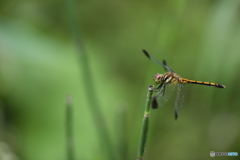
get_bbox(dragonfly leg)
[152,84,161,90]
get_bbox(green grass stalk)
[116,106,128,160]
[66,96,74,160]
[137,85,154,160]
[63,0,116,159]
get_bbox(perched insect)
[143,49,226,119]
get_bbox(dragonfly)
[143,49,226,120]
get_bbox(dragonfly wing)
[162,60,169,72]
[152,83,165,109]
[174,84,187,120]
[152,97,159,109]
[153,83,177,109]
[143,49,174,72]
[162,59,176,73]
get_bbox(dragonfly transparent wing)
[152,83,177,109]
[143,49,174,72]
[152,83,165,109]
[162,60,168,72]
[174,83,187,120]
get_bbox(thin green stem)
[116,106,128,160]
[66,95,75,160]
[63,0,115,159]
[137,85,154,160]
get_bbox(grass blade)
[66,95,75,160]
[63,0,116,159]
[137,85,154,160]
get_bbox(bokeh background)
[0,0,239,160]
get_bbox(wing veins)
[143,49,174,72]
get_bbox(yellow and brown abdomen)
[180,78,226,88]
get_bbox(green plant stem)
[64,0,115,159]
[66,96,74,160]
[137,85,154,160]
[116,106,128,160]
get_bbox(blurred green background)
[0,0,239,160]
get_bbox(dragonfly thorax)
[154,72,178,84]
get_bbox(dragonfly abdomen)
[180,78,226,88]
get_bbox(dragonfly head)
[153,73,163,84]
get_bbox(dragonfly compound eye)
[153,73,163,84]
